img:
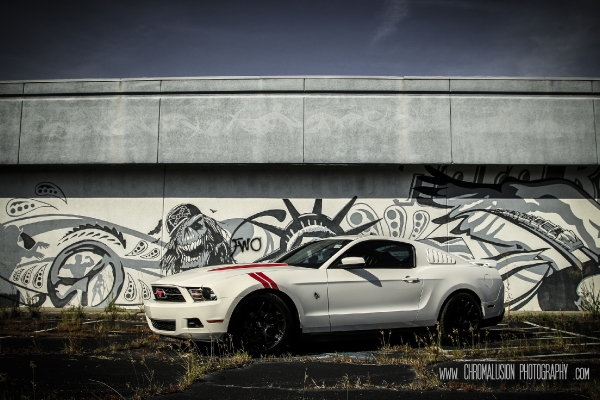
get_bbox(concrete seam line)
[592,98,599,166]
[160,164,167,265]
[17,99,23,164]
[156,97,162,164]
[302,95,305,163]
[449,95,453,165]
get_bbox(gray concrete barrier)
[0,77,598,165]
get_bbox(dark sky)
[1,0,599,80]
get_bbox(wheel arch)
[436,288,482,323]
[226,288,301,333]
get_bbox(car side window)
[335,240,414,269]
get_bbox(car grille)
[150,318,176,332]
[152,286,186,302]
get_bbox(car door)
[326,240,423,332]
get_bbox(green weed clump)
[177,337,251,389]
[24,293,42,319]
[579,281,600,320]
[104,299,126,320]
[57,305,86,332]
[0,299,22,320]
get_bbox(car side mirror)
[339,257,366,269]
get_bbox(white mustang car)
[145,236,504,353]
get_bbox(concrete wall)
[1,164,599,312]
[1,77,599,312]
[0,77,598,165]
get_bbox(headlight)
[187,287,217,302]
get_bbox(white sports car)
[144,236,505,353]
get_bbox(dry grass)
[176,338,252,388]
[1,307,599,398]
[368,317,600,397]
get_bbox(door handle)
[402,276,420,283]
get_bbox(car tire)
[439,293,481,345]
[228,292,294,354]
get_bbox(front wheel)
[439,293,481,345]
[228,293,294,354]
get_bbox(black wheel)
[439,293,481,344]
[228,293,294,354]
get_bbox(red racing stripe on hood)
[209,263,288,272]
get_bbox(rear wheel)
[228,293,294,354]
[439,293,481,344]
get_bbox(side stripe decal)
[256,272,279,290]
[248,272,279,290]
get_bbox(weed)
[578,280,600,319]
[30,339,42,354]
[9,302,21,319]
[379,330,392,350]
[130,361,165,400]
[582,380,600,400]
[90,379,127,399]
[334,373,351,399]
[24,293,42,319]
[61,336,83,355]
[177,338,251,389]
[58,305,85,331]
[30,361,36,400]
[303,367,308,400]
[105,299,125,320]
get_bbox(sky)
[1,0,599,80]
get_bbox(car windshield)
[274,239,351,269]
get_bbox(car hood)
[150,263,296,287]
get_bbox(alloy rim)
[446,297,480,340]
[239,298,286,351]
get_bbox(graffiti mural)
[412,166,600,311]
[1,165,599,311]
[161,204,234,274]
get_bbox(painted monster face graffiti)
[160,204,234,274]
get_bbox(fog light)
[187,318,203,328]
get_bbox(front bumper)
[144,296,237,341]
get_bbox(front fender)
[210,275,307,332]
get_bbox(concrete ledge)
[304,96,451,164]
[0,83,24,95]
[0,100,22,164]
[304,78,449,92]
[0,77,598,165]
[452,96,597,164]
[19,97,160,164]
[161,78,304,92]
[1,77,598,95]
[24,80,161,94]
[451,79,592,93]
